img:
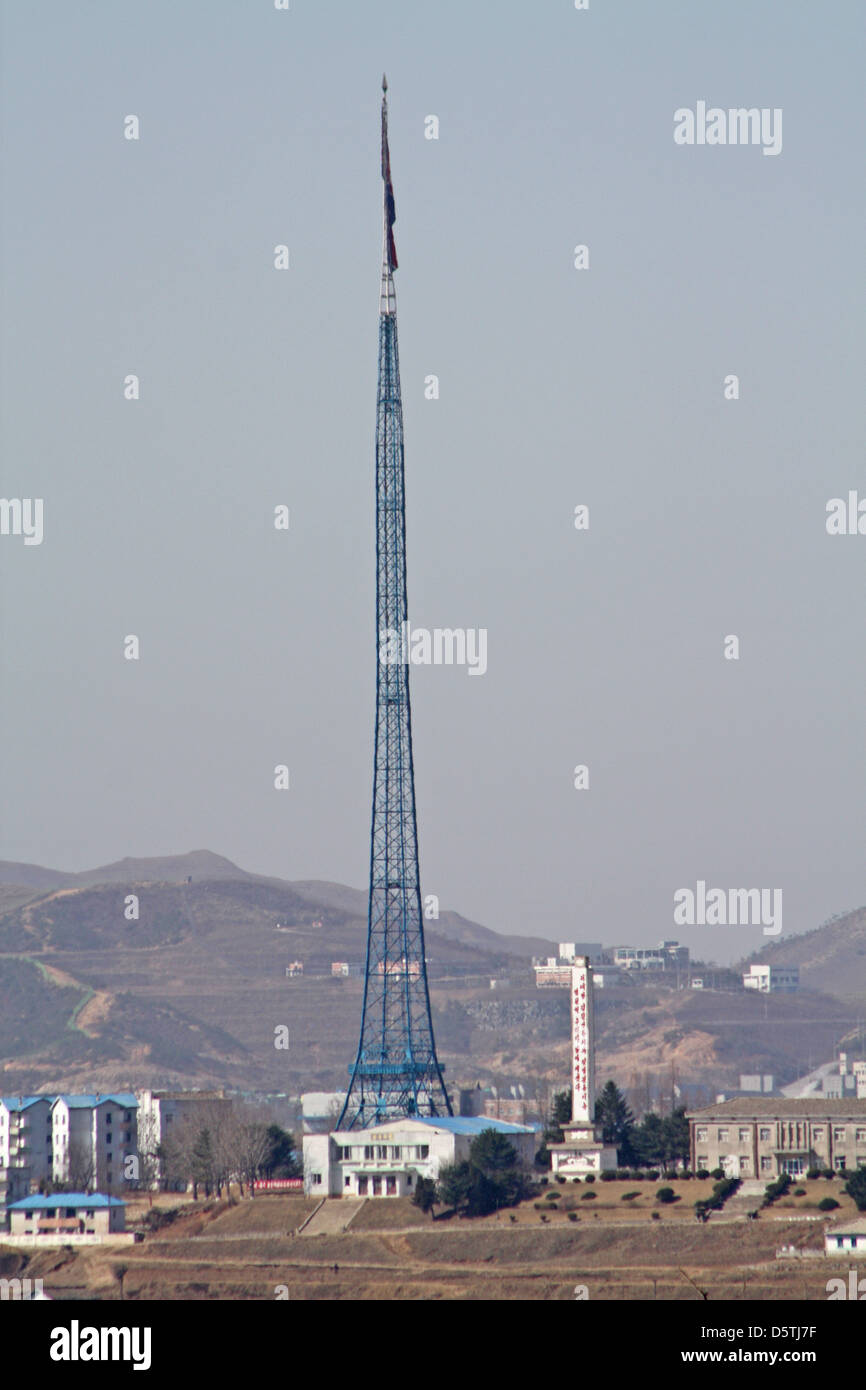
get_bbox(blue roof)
[1,1095,57,1111]
[9,1193,126,1210]
[53,1094,138,1109]
[411,1116,536,1136]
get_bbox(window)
[759,1128,771,1142]
[311,1172,322,1185]
[106,1113,113,1123]
[717,1129,729,1142]
[344,1176,351,1187]
[812,1127,823,1139]
[363,1146,374,1161]
[761,1157,773,1172]
[386,1176,397,1195]
[85,1210,94,1219]
[372,1177,381,1195]
[835,1156,846,1171]
[407,1174,413,1186]
[738,1129,750,1143]
[391,1146,401,1159]
[376,1145,387,1160]
[124,1112,132,1122]
[697,1156,707,1168]
[856,1129,866,1143]
[358,1177,368,1195]
[740,1158,750,1171]
[418,1145,429,1160]
[696,1128,708,1142]
[833,1128,845,1142]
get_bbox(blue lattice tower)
[338,80,451,1130]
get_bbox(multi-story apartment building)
[51,1094,138,1192]
[136,1089,230,1187]
[0,1097,56,1188]
[687,1098,866,1179]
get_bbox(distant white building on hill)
[743,963,799,993]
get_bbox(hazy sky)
[1,1,863,964]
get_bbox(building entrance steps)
[298,1198,367,1237]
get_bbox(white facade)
[136,1089,229,1185]
[549,959,617,1179]
[51,1095,137,1192]
[743,964,800,993]
[0,1097,55,1186]
[303,1116,537,1198]
[825,1219,866,1257]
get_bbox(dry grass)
[5,1190,854,1302]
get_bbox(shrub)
[584,1174,595,1184]
[581,1190,597,1201]
[806,1168,822,1180]
[555,1175,566,1184]
[822,1169,835,1179]
[663,1169,679,1181]
[532,1202,544,1211]
[540,1213,549,1222]
[762,1174,792,1207]
[679,1169,693,1181]
[793,1187,806,1197]
[545,1190,559,1201]
[696,1170,711,1180]
[568,1212,578,1222]
[621,1191,640,1201]
[711,1167,725,1181]
[647,1170,660,1182]
[818,1197,840,1212]
[538,1177,548,1187]
[614,1169,630,1180]
[629,1171,646,1181]
[651,1210,660,1220]
[656,1186,677,1205]
[600,1171,616,1182]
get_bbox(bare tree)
[67,1140,95,1193]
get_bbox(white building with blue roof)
[6,1192,130,1246]
[0,1095,57,1187]
[51,1094,138,1193]
[303,1114,538,1198]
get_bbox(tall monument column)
[550,955,617,1179]
[571,956,595,1124]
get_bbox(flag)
[381,97,398,270]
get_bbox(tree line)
[539,1081,691,1169]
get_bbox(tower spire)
[338,85,451,1130]
[380,80,398,314]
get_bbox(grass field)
[2,1187,858,1301]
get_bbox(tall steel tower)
[338,79,451,1130]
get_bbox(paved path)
[298,1198,366,1237]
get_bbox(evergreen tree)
[411,1175,438,1216]
[844,1166,866,1212]
[594,1080,635,1150]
